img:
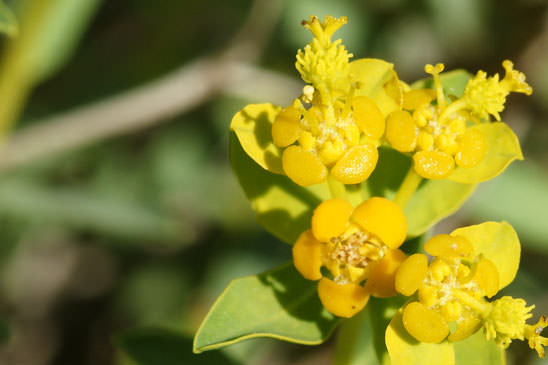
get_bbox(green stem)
[327,175,348,200]
[393,167,422,208]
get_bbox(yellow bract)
[292,197,408,317]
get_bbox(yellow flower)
[390,224,547,359]
[271,16,398,186]
[292,197,407,317]
[386,61,531,180]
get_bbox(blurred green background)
[0,0,546,364]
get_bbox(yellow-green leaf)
[0,1,17,37]
[230,132,330,244]
[448,122,523,184]
[230,103,284,174]
[451,221,520,290]
[350,58,402,116]
[453,330,505,365]
[405,179,476,237]
[385,309,455,365]
[193,262,339,353]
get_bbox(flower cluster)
[389,227,548,359]
[224,13,544,364]
[293,197,407,317]
[271,15,399,186]
[386,62,531,179]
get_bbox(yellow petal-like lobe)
[403,89,436,110]
[386,110,417,152]
[424,234,474,258]
[331,144,378,184]
[413,150,455,179]
[352,197,407,249]
[352,95,385,139]
[395,254,428,296]
[282,145,328,186]
[365,248,407,298]
[317,277,370,318]
[449,314,482,342]
[473,257,499,298]
[451,221,520,290]
[292,230,322,280]
[386,310,455,365]
[403,302,450,343]
[272,106,302,147]
[455,128,486,168]
[311,199,353,242]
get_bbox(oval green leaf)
[448,122,523,184]
[230,132,330,244]
[193,262,339,353]
[453,330,505,365]
[451,221,520,290]
[230,103,284,174]
[350,58,402,116]
[362,147,476,237]
[385,309,455,365]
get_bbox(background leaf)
[0,0,17,37]
[118,329,237,365]
[410,69,473,98]
[193,262,339,353]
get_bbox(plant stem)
[393,167,422,208]
[327,175,348,200]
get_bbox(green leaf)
[368,296,408,365]
[230,132,330,244]
[451,221,520,290]
[411,69,473,98]
[193,262,339,353]
[362,147,476,237]
[230,103,284,174]
[118,328,237,365]
[464,162,548,252]
[453,330,505,365]
[0,0,17,37]
[385,309,455,365]
[448,123,523,183]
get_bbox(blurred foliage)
[0,0,546,364]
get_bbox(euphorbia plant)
[193,15,545,364]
